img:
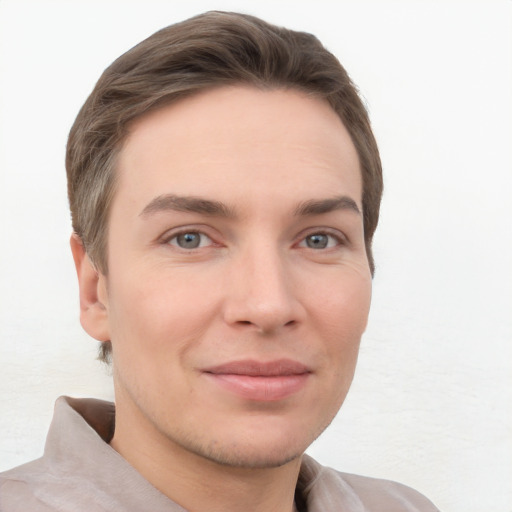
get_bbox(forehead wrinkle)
[139,194,237,219]
[294,196,361,217]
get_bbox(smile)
[202,359,312,401]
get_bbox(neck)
[111,400,302,512]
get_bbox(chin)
[188,438,305,469]
[170,416,331,470]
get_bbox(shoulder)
[0,459,56,512]
[335,470,440,511]
[300,455,440,512]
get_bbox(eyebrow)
[139,193,360,219]
[140,194,236,218]
[294,196,361,216]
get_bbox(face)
[89,86,372,468]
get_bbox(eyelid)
[157,225,348,249]
[159,225,218,247]
[295,227,348,248]
[168,232,212,249]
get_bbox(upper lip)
[203,359,311,377]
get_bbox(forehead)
[115,85,361,209]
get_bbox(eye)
[299,232,342,250]
[167,231,212,249]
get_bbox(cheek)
[308,269,371,366]
[106,267,221,357]
[312,270,371,333]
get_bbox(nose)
[222,243,304,334]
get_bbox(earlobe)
[70,233,110,342]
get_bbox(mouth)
[202,359,312,401]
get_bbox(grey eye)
[167,230,214,250]
[305,234,329,249]
[175,232,202,249]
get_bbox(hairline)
[90,82,368,275]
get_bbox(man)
[0,11,439,512]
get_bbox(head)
[67,10,382,324]
[67,11,382,471]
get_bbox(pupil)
[307,234,328,249]
[178,232,200,248]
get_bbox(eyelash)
[296,229,347,250]
[163,229,215,250]
[160,227,347,251]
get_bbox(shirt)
[0,396,440,511]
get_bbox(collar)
[41,396,365,512]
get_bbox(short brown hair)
[66,11,383,362]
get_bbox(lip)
[202,359,311,401]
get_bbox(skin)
[71,85,372,512]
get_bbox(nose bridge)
[223,234,300,333]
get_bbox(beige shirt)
[0,397,440,512]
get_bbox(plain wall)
[0,1,511,511]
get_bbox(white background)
[0,1,511,511]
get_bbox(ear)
[70,233,110,342]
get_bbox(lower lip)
[204,373,310,401]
